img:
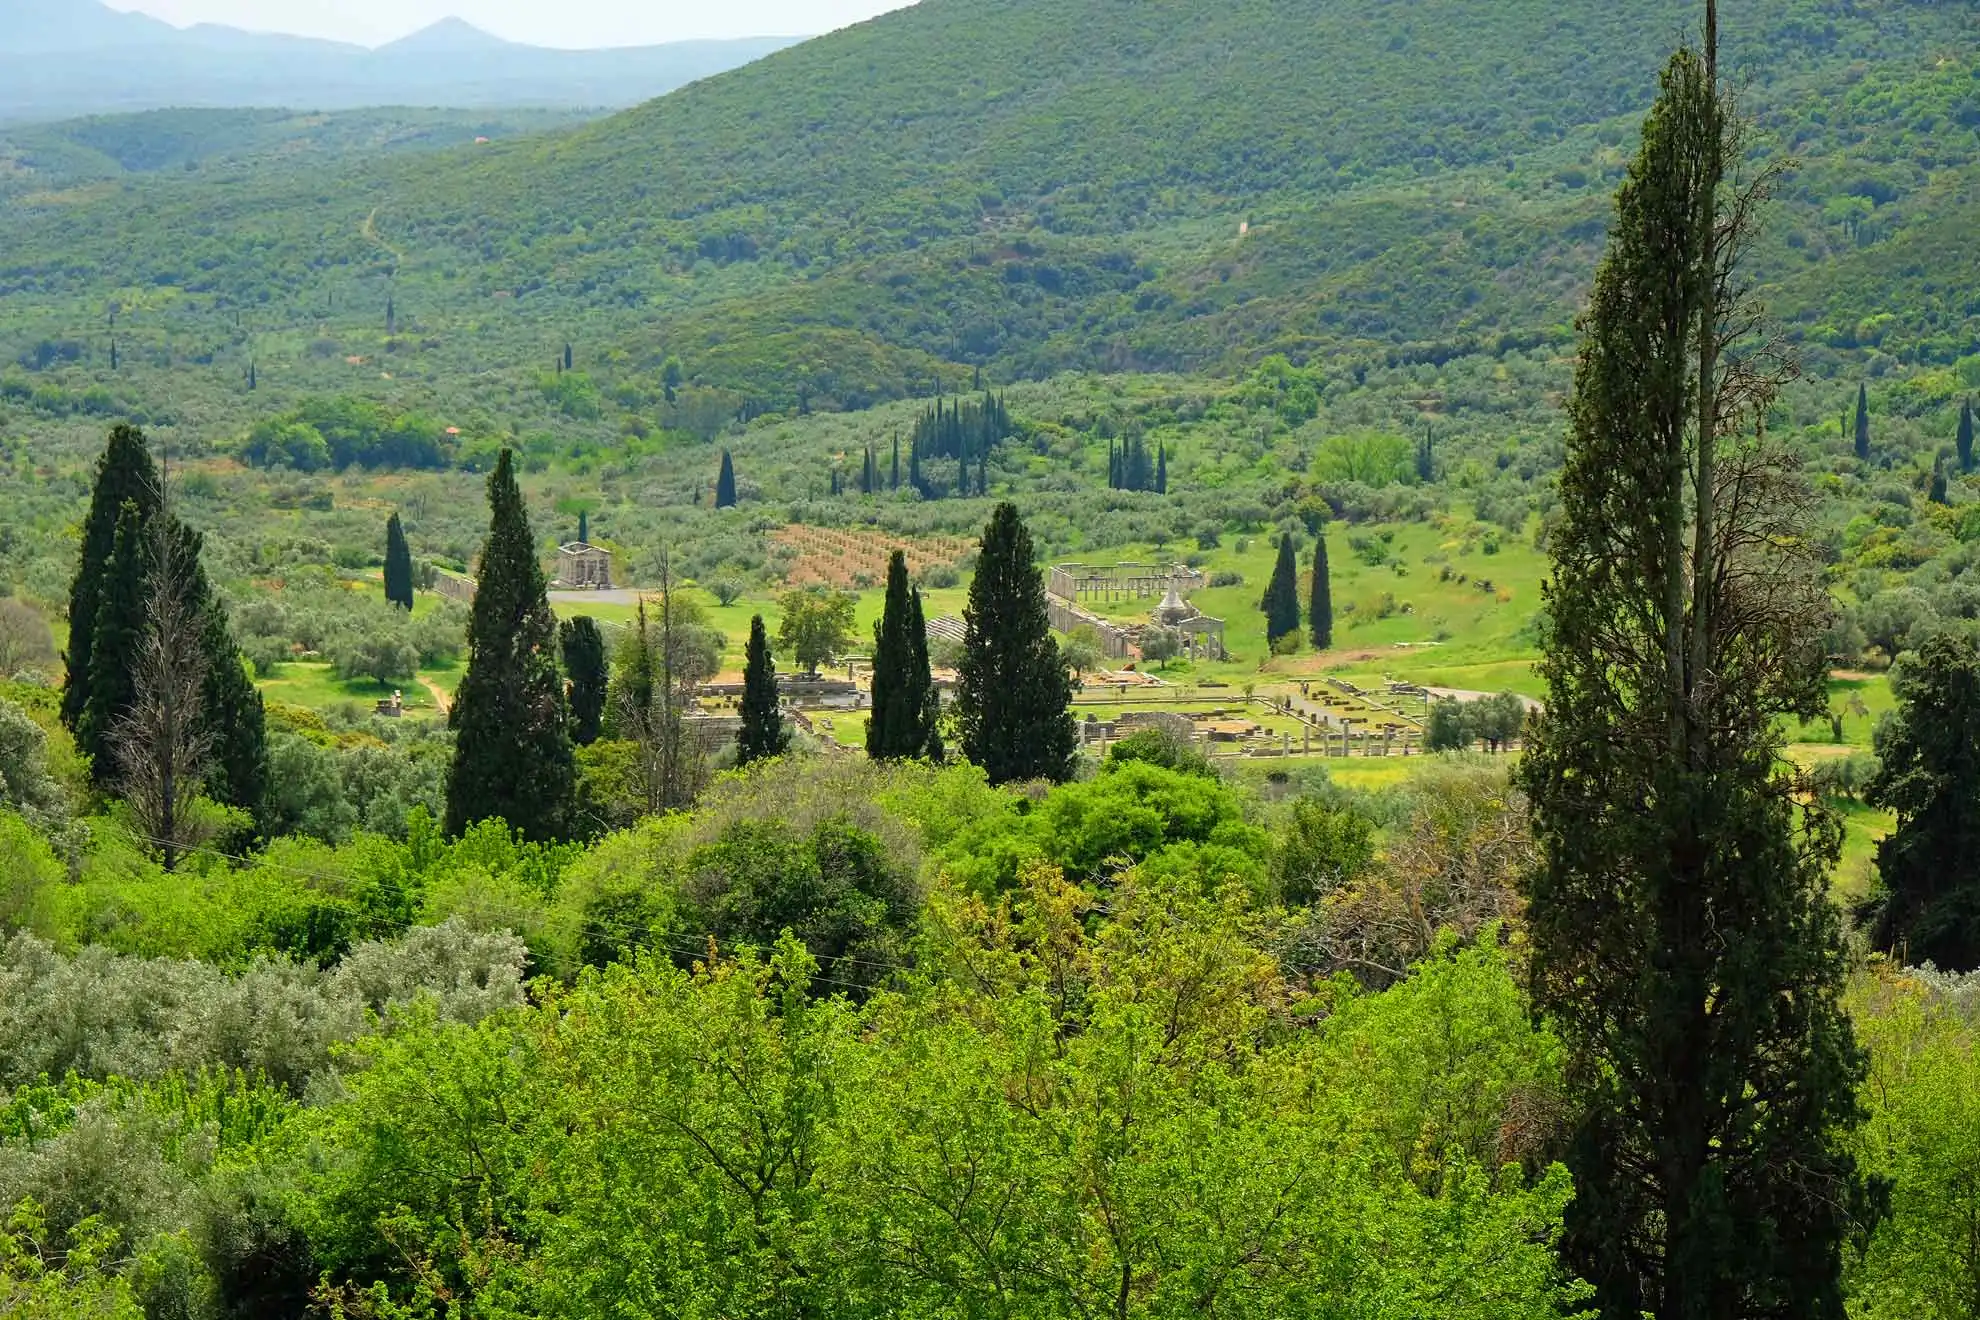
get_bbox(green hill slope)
[0,0,1974,419]
[0,106,599,201]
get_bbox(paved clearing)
[549,589,647,606]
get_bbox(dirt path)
[419,675,452,716]
[361,207,406,268]
[1425,687,1543,710]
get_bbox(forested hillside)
[0,106,600,202]
[2,0,1975,418]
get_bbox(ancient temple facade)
[554,542,613,590]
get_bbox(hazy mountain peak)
[0,0,804,118]
[377,17,515,55]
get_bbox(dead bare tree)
[616,545,706,814]
[110,500,215,870]
[1280,762,1528,987]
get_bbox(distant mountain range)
[0,0,803,121]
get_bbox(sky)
[104,0,914,48]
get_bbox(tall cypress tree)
[384,512,414,610]
[1519,15,1868,1317]
[80,501,264,819]
[1260,534,1301,645]
[80,502,150,788]
[867,550,935,760]
[956,503,1075,784]
[1959,400,1974,474]
[737,613,788,766]
[63,425,161,737]
[577,508,589,545]
[446,450,575,841]
[715,450,738,509]
[909,586,944,763]
[560,616,609,746]
[1309,535,1333,651]
[1156,443,1167,495]
[1854,383,1871,462]
[166,511,267,824]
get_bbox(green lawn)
[1822,673,1895,750]
[1831,800,1894,903]
[257,658,460,717]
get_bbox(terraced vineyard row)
[772,525,974,588]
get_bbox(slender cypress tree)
[1261,533,1301,645]
[715,450,738,508]
[63,425,161,737]
[1519,15,1868,1316]
[384,512,414,610]
[909,436,923,496]
[976,440,988,497]
[1156,443,1167,494]
[867,551,935,760]
[1959,400,1974,474]
[956,503,1076,784]
[1855,383,1871,462]
[1931,463,1950,505]
[1108,441,1119,490]
[80,503,150,788]
[560,616,609,746]
[737,613,788,766]
[909,587,944,763]
[891,435,901,491]
[446,450,575,841]
[80,502,264,818]
[1309,535,1333,651]
[578,509,590,545]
